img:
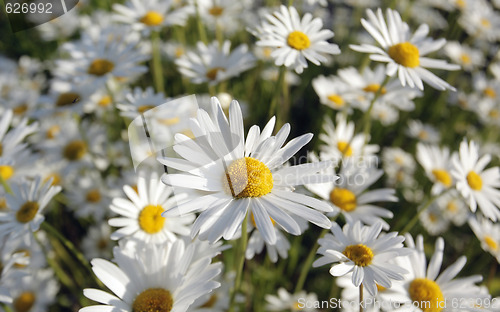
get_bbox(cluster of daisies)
[1,0,500,311]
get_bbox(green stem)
[151,31,165,94]
[294,227,329,293]
[195,2,208,44]
[268,66,286,120]
[362,76,390,145]
[399,191,447,234]
[0,302,13,312]
[228,213,249,312]
[0,175,13,195]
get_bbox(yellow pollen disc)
[395,156,404,165]
[208,6,224,16]
[206,67,225,81]
[431,169,452,187]
[287,31,311,50]
[139,11,164,26]
[460,53,471,64]
[418,130,428,140]
[263,47,273,58]
[489,109,499,119]
[0,165,14,181]
[46,125,61,139]
[409,278,445,312]
[87,59,115,76]
[138,205,165,234]
[13,104,28,115]
[363,84,387,95]
[483,87,496,98]
[223,157,273,199]
[327,94,344,107]
[13,249,30,269]
[16,201,39,223]
[13,291,36,312]
[481,18,491,28]
[159,117,180,126]
[63,140,87,161]
[456,0,465,8]
[250,212,276,228]
[86,189,102,203]
[330,188,357,212]
[174,47,185,58]
[137,105,156,114]
[132,288,173,312]
[97,238,108,250]
[200,294,218,308]
[484,235,498,251]
[56,92,80,107]
[337,141,353,157]
[466,171,483,191]
[343,244,374,267]
[388,42,420,68]
[446,201,458,212]
[98,95,112,107]
[44,173,61,186]
[428,212,438,223]
[292,301,302,311]
[0,197,7,211]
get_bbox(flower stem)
[399,191,447,234]
[228,213,249,312]
[294,227,329,293]
[0,175,13,195]
[268,66,286,120]
[361,76,390,145]
[359,284,364,312]
[151,31,165,94]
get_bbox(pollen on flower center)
[138,204,165,234]
[327,94,344,107]
[98,95,112,107]
[466,171,482,191]
[460,53,471,64]
[388,42,420,68]
[287,31,311,50]
[431,169,452,187]
[56,92,80,107]
[330,188,357,212]
[46,125,61,139]
[483,87,496,98]
[363,84,387,95]
[206,67,225,81]
[409,278,445,312]
[0,165,14,181]
[16,201,39,223]
[209,6,224,16]
[13,291,36,312]
[484,235,498,251]
[132,288,173,312]
[87,59,115,76]
[223,157,273,199]
[63,140,87,161]
[337,141,353,157]
[139,11,164,26]
[86,189,102,203]
[343,244,373,267]
[138,105,156,113]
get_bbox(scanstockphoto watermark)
[295,297,448,310]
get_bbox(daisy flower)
[254,5,340,74]
[468,216,500,262]
[196,0,245,34]
[265,287,318,311]
[80,240,222,312]
[451,140,500,221]
[305,159,397,230]
[444,41,484,72]
[350,8,460,91]
[459,0,500,42]
[406,120,440,144]
[384,234,488,312]
[175,40,256,85]
[382,147,416,188]
[0,176,61,239]
[436,190,469,226]
[313,221,409,296]
[108,171,194,245]
[312,75,353,111]
[81,222,114,260]
[419,204,450,236]
[0,110,38,162]
[416,143,455,195]
[159,97,334,244]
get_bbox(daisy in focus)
[350,8,460,90]
[313,221,409,296]
[254,5,340,74]
[159,97,334,244]
[451,140,500,221]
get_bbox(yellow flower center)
[483,87,496,98]
[223,157,273,198]
[263,47,273,58]
[466,171,482,191]
[481,18,491,28]
[139,11,164,26]
[209,6,224,16]
[174,47,184,58]
[56,92,80,107]
[460,53,471,64]
[287,31,311,50]
[87,59,115,76]
[46,125,61,139]
[337,141,353,157]
[0,197,7,211]
[0,165,14,181]
[489,109,499,119]
[13,104,28,115]
[418,130,429,140]
[16,201,39,223]
[456,0,465,8]
[137,105,155,114]
[13,291,36,312]
[138,205,165,234]
[86,189,102,203]
[363,84,387,95]
[63,140,87,161]
[431,169,452,187]
[44,173,62,186]
[330,188,357,212]
[428,212,438,223]
[98,95,112,107]
[206,67,225,81]
[327,94,344,107]
[200,294,218,308]
[409,278,445,312]
[484,235,498,251]
[446,201,457,212]
[343,244,374,267]
[132,288,173,312]
[97,238,108,250]
[388,42,420,68]
[292,301,302,311]
[13,249,30,269]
